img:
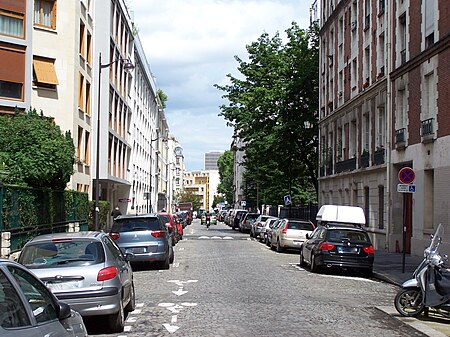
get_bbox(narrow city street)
[87,219,427,337]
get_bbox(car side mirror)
[57,301,72,320]
[306,233,310,239]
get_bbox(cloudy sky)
[126,0,313,170]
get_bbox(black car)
[299,223,374,276]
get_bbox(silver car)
[0,258,87,337]
[270,219,315,252]
[18,231,135,333]
[110,213,174,269]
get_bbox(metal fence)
[268,203,318,224]
[0,183,89,255]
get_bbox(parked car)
[300,223,374,275]
[250,214,272,240]
[0,258,88,337]
[224,209,234,226]
[265,218,281,247]
[159,213,180,245]
[111,214,174,269]
[239,212,260,233]
[218,210,228,222]
[232,210,248,230]
[172,213,184,240]
[263,217,280,246]
[18,231,135,333]
[270,219,315,252]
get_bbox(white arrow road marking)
[173,288,188,296]
[171,315,177,323]
[168,280,198,287]
[163,323,179,333]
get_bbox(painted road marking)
[163,323,179,333]
[173,288,188,296]
[136,303,144,308]
[179,247,185,251]
[168,280,198,287]
[171,315,178,323]
[124,325,132,332]
[126,316,138,322]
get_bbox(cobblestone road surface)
[88,220,428,337]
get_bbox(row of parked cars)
[220,205,375,277]
[0,211,192,335]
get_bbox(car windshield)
[288,221,314,231]
[20,240,104,268]
[112,218,161,232]
[327,229,370,243]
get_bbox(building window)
[85,131,90,165]
[378,185,384,229]
[364,0,371,30]
[85,81,91,115]
[34,0,56,30]
[0,10,24,38]
[32,56,58,88]
[79,21,85,57]
[424,0,435,49]
[364,186,369,227]
[377,106,385,149]
[86,32,92,65]
[399,13,407,65]
[0,43,25,100]
[77,127,83,161]
[78,73,84,110]
[379,0,385,14]
[424,170,434,230]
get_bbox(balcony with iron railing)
[373,148,385,165]
[421,118,435,143]
[395,128,406,149]
[335,157,357,173]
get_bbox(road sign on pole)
[284,195,292,206]
[398,167,415,184]
[397,184,416,193]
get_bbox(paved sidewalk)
[373,250,450,337]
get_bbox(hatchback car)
[18,231,134,333]
[263,218,280,246]
[159,213,180,245]
[250,214,272,240]
[232,210,248,230]
[111,213,174,269]
[271,219,315,252]
[300,224,375,275]
[239,212,260,233]
[0,258,87,337]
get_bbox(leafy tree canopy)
[215,22,319,206]
[177,190,202,211]
[217,150,234,205]
[0,108,75,190]
[157,89,168,109]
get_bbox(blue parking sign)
[284,195,291,206]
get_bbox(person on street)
[206,211,211,229]
[111,206,122,220]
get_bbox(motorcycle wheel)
[394,288,425,317]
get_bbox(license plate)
[46,281,82,291]
[337,246,358,253]
[131,247,146,254]
[293,240,303,245]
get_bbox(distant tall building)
[204,151,223,170]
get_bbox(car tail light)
[319,242,335,251]
[97,266,118,281]
[152,230,165,238]
[109,233,120,240]
[281,224,288,234]
[363,245,375,254]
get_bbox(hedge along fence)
[0,183,90,253]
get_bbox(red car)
[171,213,184,240]
[159,213,180,245]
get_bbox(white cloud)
[126,0,312,170]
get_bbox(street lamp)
[94,52,134,231]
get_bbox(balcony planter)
[373,148,385,165]
[362,81,369,89]
[335,158,357,173]
[360,153,369,168]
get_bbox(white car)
[271,219,315,252]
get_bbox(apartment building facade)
[318,0,450,255]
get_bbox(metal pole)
[94,53,102,231]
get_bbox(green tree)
[157,89,168,109]
[0,109,75,190]
[215,22,319,205]
[212,195,225,209]
[217,150,234,205]
[177,190,202,211]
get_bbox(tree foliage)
[0,109,75,190]
[215,22,319,206]
[157,89,168,109]
[177,190,202,211]
[216,150,234,205]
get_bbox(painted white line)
[222,236,234,240]
[126,316,138,323]
[136,303,144,308]
[198,236,210,239]
[180,302,198,307]
[211,236,222,239]
[163,323,180,333]
[131,309,142,314]
[173,288,188,296]
[158,303,175,307]
[171,315,178,323]
[124,325,132,332]
[173,262,180,268]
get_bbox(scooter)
[394,223,450,317]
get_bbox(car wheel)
[169,248,174,264]
[125,282,136,312]
[299,250,307,267]
[310,253,320,273]
[265,237,270,247]
[161,251,170,270]
[270,241,275,251]
[276,240,283,253]
[107,295,125,333]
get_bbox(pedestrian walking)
[111,206,122,220]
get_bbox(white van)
[315,205,366,227]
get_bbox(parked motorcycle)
[394,223,450,317]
